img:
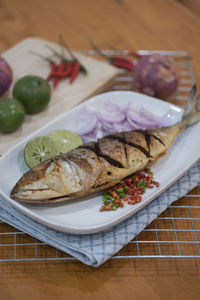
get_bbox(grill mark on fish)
[136,129,165,147]
[96,139,125,168]
[144,132,151,153]
[106,133,151,158]
[135,130,165,154]
[80,144,125,168]
[79,145,100,161]
[135,130,151,154]
[120,133,128,160]
[94,142,101,161]
[151,134,166,146]
[126,141,151,158]
[124,142,128,160]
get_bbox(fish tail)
[182,84,200,126]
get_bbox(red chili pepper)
[112,56,134,70]
[47,61,58,81]
[30,47,84,88]
[63,61,73,78]
[112,58,134,71]
[90,41,134,71]
[129,51,143,58]
[29,50,59,82]
[113,55,133,63]
[59,36,88,75]
[70,61,81,84]
[50,61,73,78]
[53,61,66,89]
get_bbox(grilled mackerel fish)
[11,87,200,203]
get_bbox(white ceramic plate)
[0,91,199,234]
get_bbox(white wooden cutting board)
[0,37,118,154]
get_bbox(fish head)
[10,157,82,203]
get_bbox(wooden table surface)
[1,0,200,299]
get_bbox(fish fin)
[183,84,198,116]
[182,84,200,126]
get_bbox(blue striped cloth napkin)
[0,160,200,267]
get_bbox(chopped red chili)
[100,168,160,211]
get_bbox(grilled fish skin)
[10,88,200,203]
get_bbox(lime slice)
[24,136,59,168]
[49,129,83,154]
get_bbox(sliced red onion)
[113,120,133,132]
[96,122,104,139]
[127,109,162,130]
[76,100,175,141]
[81,132,98,143]
[75,106,98,135]
[97,101,126,123]
[139,107,163,127]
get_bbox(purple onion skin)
[0,57,13,97]
[134,53,179,99]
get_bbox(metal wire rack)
[0,50,199,262]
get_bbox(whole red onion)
[0,56,13,97]
[134,53,179,99]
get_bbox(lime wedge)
[49,129,83,154]
[24,136,59,168]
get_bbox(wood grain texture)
[0,0,200,299]
[177,0,200,17]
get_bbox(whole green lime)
[0,98,25,133]
[13,75,51,114]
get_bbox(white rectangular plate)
[0,91,199,234]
